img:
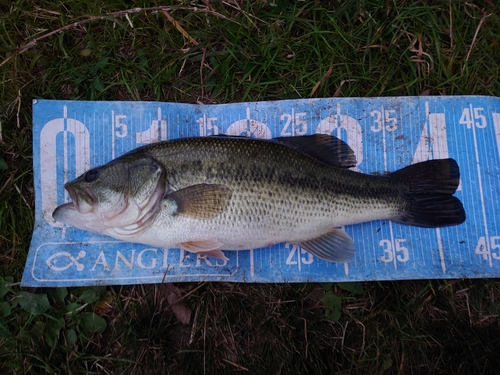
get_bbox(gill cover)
[53,155,166,236]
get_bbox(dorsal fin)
[275,134,357,168]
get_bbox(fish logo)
[46,250,86,272]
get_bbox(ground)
[1,1,500,374]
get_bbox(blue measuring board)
[22,97,500,287]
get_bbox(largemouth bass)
[53,135,465,263]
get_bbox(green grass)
[1,0,500,373]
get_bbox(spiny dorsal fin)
[275,134,357,168]
[167,184,232,219]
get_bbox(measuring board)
[22,97,500,287]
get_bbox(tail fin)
[390,159,466,227]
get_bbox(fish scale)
[53,134,465,263]
[124,138,418,246]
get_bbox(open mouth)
[65,183,97,214]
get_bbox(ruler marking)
[471,104,491,266]
[428,105,449,271]
[111,110,115,159]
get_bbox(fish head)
[53,155,166,236]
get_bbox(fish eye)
[84,169,100,182]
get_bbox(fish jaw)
[52,201,107,234]
[65,183,97,214]
[52,183,164,237]
[52,154,168,237]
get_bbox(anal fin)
[178,239,229,261]
[296,228,355,263]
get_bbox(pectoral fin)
[296,228,355,263]
[167,184,232,219]
[178,239,229,261]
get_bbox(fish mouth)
[52,201,77,222]
[65,183,97,214]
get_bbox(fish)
[52,134,466,263]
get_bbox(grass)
[1,0,500,373]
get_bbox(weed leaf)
[17,292,51,315]
[321,282,334,291]
[0,277,14,299]
[95,57,109,70]
[46,316,65,348]
[0,321,9,337]
[93,77,105,92]
[0,302,11,318]
[65,328,77,346]
[163,284,192,324]
[65,302,82,314]
[77,312,107,333]
[337,282,364,295]
[48,287,68,304]
[79,286,106,304]
[322,290,342,322]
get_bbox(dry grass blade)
[162,10,199,46]
[310,65,334,97]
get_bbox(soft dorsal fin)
[166,184,232,219]
[275,134,357,168]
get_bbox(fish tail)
[390,158,466,227]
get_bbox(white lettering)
[115,115,127,137]
[92,251,110,271]
[301,249,313,265]
[196,254,213,267]
[114,250,134,270]
[160,248,170,269]
[137,248,157,269]
[179,249,191,267]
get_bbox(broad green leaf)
[321,282,334,291]
[93,77,104,91]
[0,320,9,337]
[0,302,11,318]
[17,292,51,316]
[79,287,106,304]
[322,291,342,322]
[0,156,7,170]
[48,287,68,304]
[0,277,14,299]
[65,328,77,346]
[95,56,109,70]
[45,316,65,348]
[337,282,364,295]
[382,357,393,371]
[65,302,82,313]
[77,312,106,333]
